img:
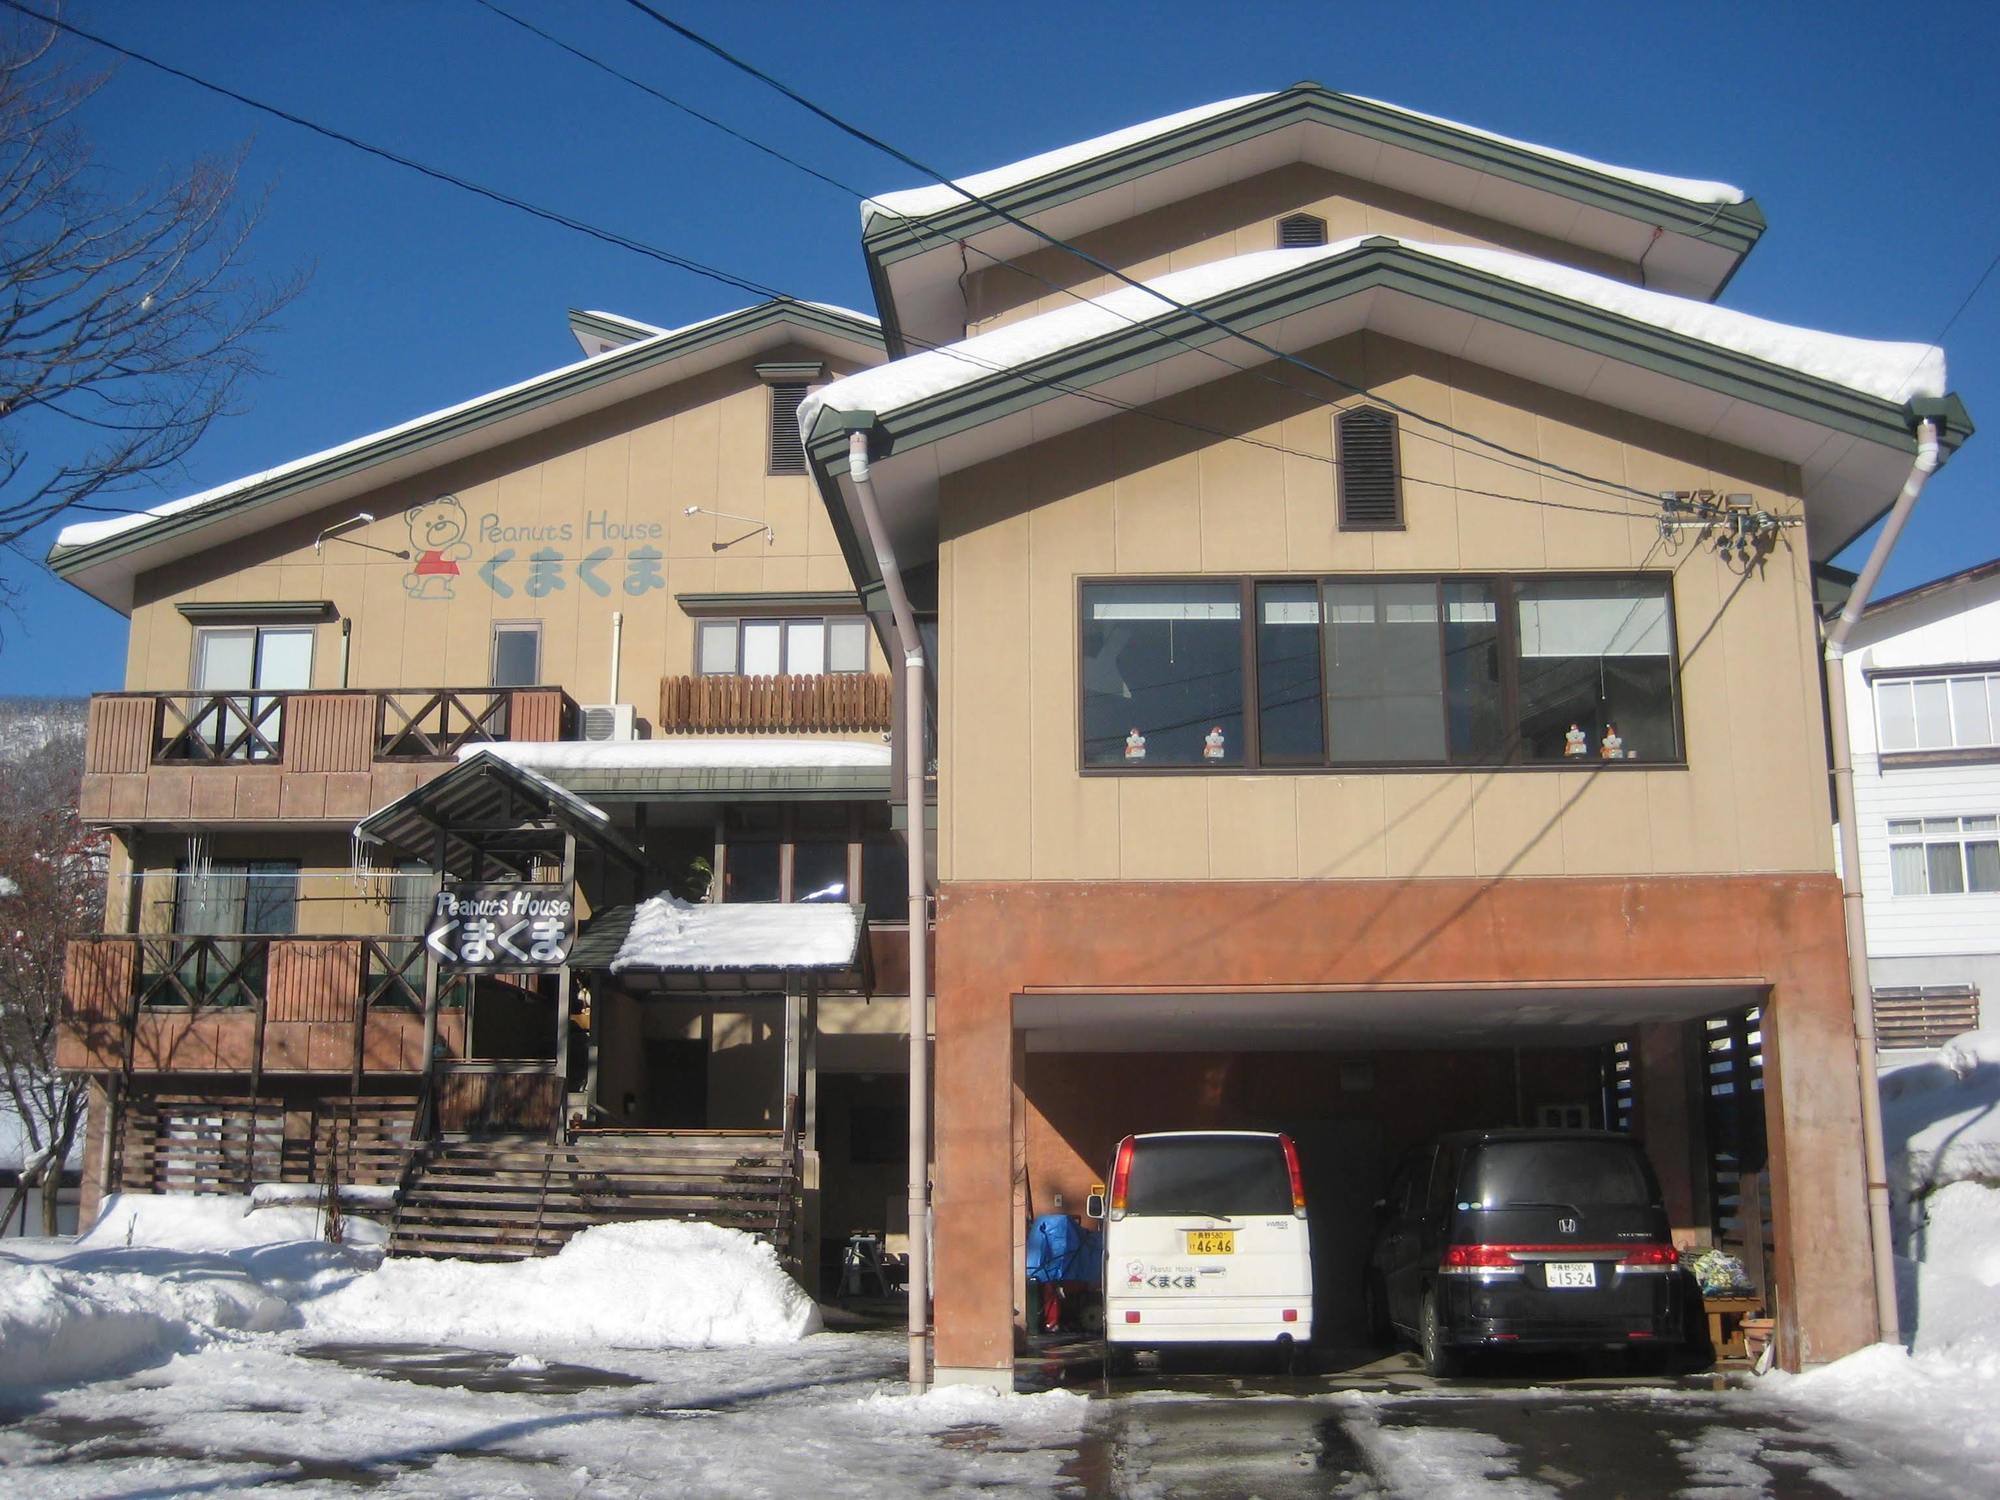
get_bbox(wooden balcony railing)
[660,673,891,733]
[83,687,575,775]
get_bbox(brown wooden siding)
[660,673,892,733]
[267,940,363,1023]
[508,687,568,743]
[85,696,153,774]
[288,694,376,773]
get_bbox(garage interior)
[1012,985,1775,1347]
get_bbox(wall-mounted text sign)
[425,884,576,970]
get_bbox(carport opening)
[1013,985,1770,1349]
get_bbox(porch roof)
[353,749,645,877]
[572,896,866,992]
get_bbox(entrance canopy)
[1015,982,1764,1052]
[353,749,645,878]
[570,896,868,994]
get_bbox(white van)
[1090,1130,1313,1371]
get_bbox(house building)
[49,84,1974,1381]
[800,86,1971,1383]
[1836,559,2000,1056]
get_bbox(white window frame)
[695,616,869,677]
[1873,671,2000,753]
[1886,814,2000,896]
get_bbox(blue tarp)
[1026,1213,1101,1284]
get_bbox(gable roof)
[1862,557,2000,618]
[805,238,1971,586]
[860,85,1767,354]
[47,298,885,612]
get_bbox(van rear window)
[1125,1137,1293,1217]
[1464,1141,1654,1209]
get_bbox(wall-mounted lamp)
[684,504,774,551]
[314,511,409,559]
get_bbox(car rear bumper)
[1437,1276,1684,1349]
[1105,1295,1312,1345]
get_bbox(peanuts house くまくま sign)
[425,884,575,970]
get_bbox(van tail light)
[1618,1244,1678,1271]
[1109,1136,1136,1222]
[1280,1133,1307,1219]
[1441,1244,1521,1270]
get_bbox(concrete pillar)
[931,966,1016,1389]
[1635,1022,1703,1233]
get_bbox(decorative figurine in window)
[1600,723,1624,759]
[1124,728,1147,761]
[1564,723,1589,758]
[1203,726,1226,761]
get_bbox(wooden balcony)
[659,673,891,734]
[57,934,469,1077]
[79,687,573,824]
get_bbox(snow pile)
[458,737,890,772]
[1880,1029,2000,1199]
[0,1194,378,1390]
[249,1182,399,1211]
[852,1383,1090,1438]
[802,239,1944,445]
[301,1220,821,1352]
[611,895,862,973]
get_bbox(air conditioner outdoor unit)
[579,703,636,742]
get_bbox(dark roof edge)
[1862,555,2000,616]
[48,298,888,582]
[861,85,1766,277]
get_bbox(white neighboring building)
[1843,558,2000,1057]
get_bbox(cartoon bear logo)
[403,495,472,600]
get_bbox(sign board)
[425,884,575,970]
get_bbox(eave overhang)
[809,241,1972,583]
[48,299,887,613]
[861,85,1767,355]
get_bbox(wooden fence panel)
[508,688,567,743]
[266,940,363,1024]
[287,694,375,773]
[659,673,891,733]
[85,697,154,774]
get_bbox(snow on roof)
[858,90,1745,230]
[455,738,890,772]
[53,299,881,555]
[610,895,862,973]
[861,95,1274,227]
[1346,95,1745,206]
[801,237,1944,441]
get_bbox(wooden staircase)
[387,1131,800,1263]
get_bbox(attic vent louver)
[1336,406,1403,530]
[768,383,808,475]
[1278,212,1328,248]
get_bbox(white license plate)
[1545,1262,1597,1288]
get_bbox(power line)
[473,0,1662,521]
[12,1,1655,531]
[623,0,1688,514]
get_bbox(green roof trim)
[861,85,1768,354]
[566,308,664,349]
[48,299,887,583]
[529,765,891,802]
[674,590,864,615]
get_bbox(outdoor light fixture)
[314,511,408,559]
[683,504,774,550]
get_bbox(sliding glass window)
[1513,578,1676,761]
[1081,582,1244,766]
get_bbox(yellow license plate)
[1187,1230,1235,1255]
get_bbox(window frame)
[1075,571,1685,775]
[693,614,871,677]
[1870,665,2000,762]
[1885,814,2000,897]
[489,620,542,688]
[189,623,316,692]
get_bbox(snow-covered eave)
[46,298,889,613]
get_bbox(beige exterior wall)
[121,349,882,721]
[965,162,1636,337]
[124,834,416,937]
[935,329,1834,884]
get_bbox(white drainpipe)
[609,610,624,704]
[1825,417,1941,1347]
[848,427,932,1392]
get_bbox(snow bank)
[802,238,1943,447]
[81,1190,382,1255]
[1881,1029,2000,1199]
[301,1220,820,1353]
[458,737,890,772]
[612,895,862,973]
[851,1383,1090,1438]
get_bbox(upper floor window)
[1875,671,2000,753]
[698,616,869,676]
[193,625,313,694]
[1080,573,1679,771]
[1336,406,1403,530]
[1887,815,2000,896]
[716,803,906,920]
[491,622,541,687]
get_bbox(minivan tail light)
[1109,1136,1136,1222]
[1619,1244,1679,1269]
[1281,1133,1307,1219]
[1441,1244,1519,1269]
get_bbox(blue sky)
[4,0,1997,694]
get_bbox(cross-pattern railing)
[376,689,515,759]
[135,934,271,1010]
[361,937,470,1012]
[154,693,287,763]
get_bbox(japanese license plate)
[1186,1230,1235,1255]
[1545,1262,1596,1288]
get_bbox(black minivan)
[1366,1130,1686,1375]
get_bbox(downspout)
[848,427,932,1392]
[609,610,624,704]
[1825,416,1941,1348]
[339,618,352,689]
